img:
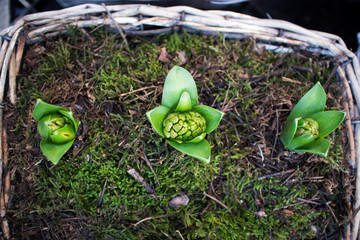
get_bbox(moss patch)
[7,27,349,239]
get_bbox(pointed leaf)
[167,139,211,163]
[146,106,171,137]
[295,138,330,157]
[187,133,206,143]
[308,111,346,138]
[287,82,326,123]
[40,140,74,164]
[174,91,192,112]
[58,109,81,132]
[33,99,68,121]
[193,105,224,134]
[162,66,198,109]
[286,134,315,150]
[280,117,301,146]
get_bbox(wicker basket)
[1,3,359,239]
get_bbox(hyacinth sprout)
[146,66,224,163]
[280,82,345,157]
[33,99,80,164]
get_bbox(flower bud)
[294,118,319,138]
[38,113,76,144]
[163,111,206,141]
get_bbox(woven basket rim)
[1,3,360,239]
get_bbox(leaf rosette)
[33,99,80,164]
[280,82,345,157]
[146,66,224,163]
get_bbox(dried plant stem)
[202,192,231,213]
[133,213,172,227]
[102,3,129,49]
[142,151,160,186]
[127,166,153,193]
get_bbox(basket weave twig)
[1,3,360,239]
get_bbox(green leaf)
[280,117,301,146]
[58,109,81,132]
[37,114,52,140]
[295,138,330,157]
[287,82,326,123]
[50,124,76,144]
[40,140,74,164]
[33,99,68,121]
[167,139,211,163]
[146,106,171,137]
[308,111,346,138]
[162,66,198,109]
[286,134,315,150]
[193,105,224,134]
[174,91,192,112]
[187,133,206,143]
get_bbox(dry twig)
[202,191,231,213]
[127,166,154,194]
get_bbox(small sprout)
[33,99,80,164]
[280,82,345,157]
[146,66,224,163]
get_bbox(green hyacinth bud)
[294,118,319,138]
[38,113,76,144]
[163,111,206,141]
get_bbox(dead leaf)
[158,47,171,63]
[282,209,294,215]
[177,51,187,65]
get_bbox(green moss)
[12,28,346,239]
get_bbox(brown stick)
[127,166,153,193]
[142,151,160,186]
[202,191,232,213]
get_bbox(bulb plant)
[33,99,80,164]
[280,82,345,157]
[146,66,224,163]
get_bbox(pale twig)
[142,151,160,186]
[270,109,279,159]
[133,213,172,227]
[127,166,153,193]
[102,3,129,49]
[202,191,231,213]
[175,230,185,240]
[119,86,159,97]
[258,169,295,181]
